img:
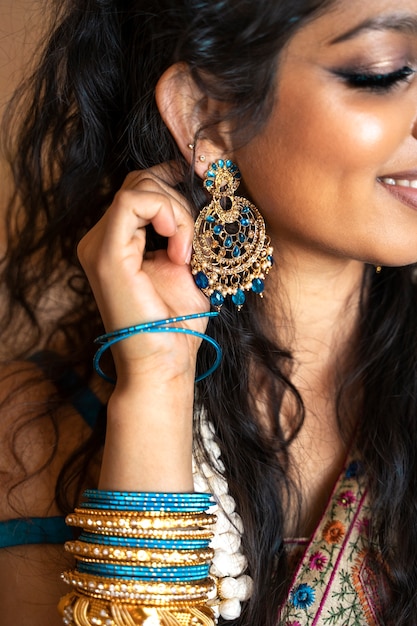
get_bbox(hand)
[77,164,208,384]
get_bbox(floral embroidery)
[278,457,383,625]
[322,520,345,544]
[352,549,388,626]
[345,460,363,478]
[356,516,370,535]
[308,551,328,571]
[290,584,316,609]
[337,490,356,507]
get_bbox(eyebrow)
[330,14,417,44]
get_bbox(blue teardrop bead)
[218,159,224,168]
[211,163,218,170]
[210,291,225,308]
[232,245,241,258]
[225,159,233,168]
[232,289,246,307]
[213,224,223,234]
[239,233,246,243]
[242,206,250,213]
[207,170,216,178]
[240,218,250,227]
[267,255,274,265]
[205,180,213,188]
[205,215,215,223]
[251,278,265,294]
[224,236,232,248]
[195,272,209,289]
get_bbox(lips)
[378,174,417,210]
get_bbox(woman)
[1,0,417,624]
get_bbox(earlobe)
[155,63,232,177]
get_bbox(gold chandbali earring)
[191,159,274,310]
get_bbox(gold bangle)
[68,526,214,540]
[65,541,214,566]
[61,570,215,601]
[66,510,216,533]
[59,591,215,626]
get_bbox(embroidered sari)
[278,459,387,626]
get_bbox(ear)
[155,63,232,178]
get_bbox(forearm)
[98,372,195,492]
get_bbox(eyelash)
[336,66,415,92]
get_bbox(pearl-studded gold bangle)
[65,510,216,533]
[65,540,214,566]
[61,570,215,602]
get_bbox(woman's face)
[235,0,417,267]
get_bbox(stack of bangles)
[59,490,217,626]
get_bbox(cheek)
[238,86,406,215]
[276,90,399,178]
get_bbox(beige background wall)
[0,0,45,206]
[0,0,44,113]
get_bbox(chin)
[360,240,417,269]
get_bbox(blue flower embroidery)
[290,584,316,609]
[345,460,363,478]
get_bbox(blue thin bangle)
[81,490,214,512]
[79,533,211,550]
[93,312,222,384]
[77,561,210,581]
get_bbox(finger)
[106,185,194,266]
[128,170,197,266]
[123,161,187,198]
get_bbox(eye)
[335,65,415,92]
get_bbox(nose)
[412,98,417,140]
[412,113,417,140]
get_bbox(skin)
[3,0,417,623]
[231,0,417,531]
[236,0,417,269]
[81,0,417,533]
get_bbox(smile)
[379,177,417,188]
[378,176,417,210]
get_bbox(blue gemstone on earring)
[224,236,232,248]
[211,163,217,170]
[232,289,246,307]
[267,255,274,265]
[213,224,223,234]
[240,218,250,227]
[205,180,213,188]
[218,159,224,168]
[232,245,241,258]
[225,159,233,168]
[252,278,265,294]
[195,272,209,289]
[205,215,215,223]
[210,291,224,308]
[242,206,250,213]
[207,170,216,178]
[239,233,246,243]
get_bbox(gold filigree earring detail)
[191,159,274,310]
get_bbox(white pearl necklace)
[193,418,253,621]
